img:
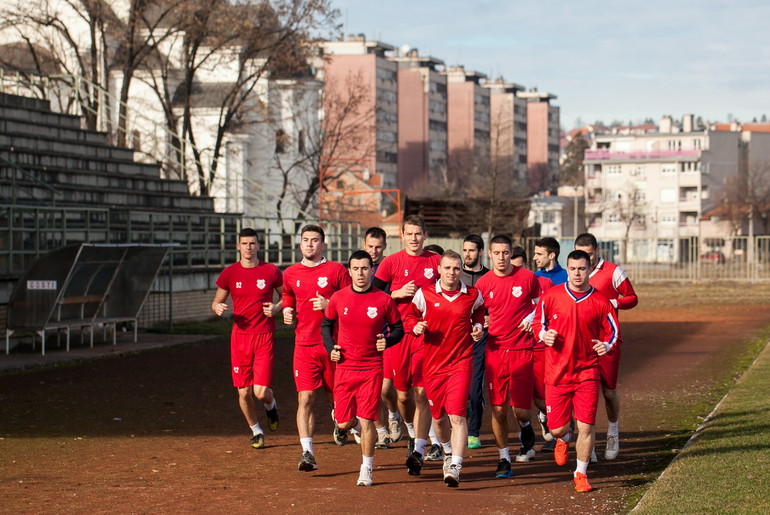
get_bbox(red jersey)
[215,261,283,334]
[282,259,351,345]
[374,249,441,316]
[403,281,485,376]
[475,266,541,350]
[533,284,620,385]
[324,286,401,370]
[589,258,638,312]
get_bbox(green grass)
[633,329,770,513]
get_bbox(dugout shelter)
[5,243,171,355]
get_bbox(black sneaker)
[424,443,444,462]
[494,458,514,478]
[406,437,415,456]
[266,404,279,432]
[251,433,265,449]
[406,451,424,476]
[298,450,318,472]
[333,426,348,446]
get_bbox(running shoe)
[520,423,536,449]
[554,439,569,466]
[333,426,348,446]
[298,450,318,472]
[406,437,415,456]
[375,431,391,449]
[425,443,444,462]
[350,428,362,445]
[357,464,373,486]
[388,415,403,443]
[405,451,424,476]
[573,471,593,492]
[538,410,554,442]
[590,447,598,463]
[494,458,514,478]
[443,463,461,488]
[605,434,619,460]
[251,433,264,449]
[467,435,481,449]
[443,455,452,476]
[266,404,279,432]
[515,447,536,462]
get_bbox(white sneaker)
[388,415,403,442]
[605,434,619,460]
[443,463,461,487]
[590,447,598,463]
[351,428,362,445]
[357,464,373,486]
[515,447,536,462]
[375,430,391,449]
[443,455,452,476]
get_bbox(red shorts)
[545,380,600,430]
[385,333,424,391]
[485,346,534,409]
[532,348,546,400]
[293,343,334,393]
[424,368,472,419]
[333,368,382,423]
[230,331,274,388]
[598,343,622,390]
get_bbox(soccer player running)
[475,235,542,478]
[533,236,568,285]
[512,246,555,449]
[574,232,638,460]
[282,225,352,472]
[404,250,485,487]
[322,250,404,486]
[460,234,490,451]
[364,227,403,449]
[211,228,283,449]
[533,250,619,492]
[372,215,441,476]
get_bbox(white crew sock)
[575,459,589,475]
[389,410,399,420]
[414,438,427,456]
[441,441,452,454]
[405,422,416,438]
[376,426,388,437]
[362,455,374,468]
[300,437,313,454]
[264,399,276,411]
[607,421,619,436]
[451,455,464,466]
[498,447,511,462]
[250,422,263,436]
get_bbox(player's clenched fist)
[212,302,228,316]
[393,280,416,299]
[311,291,328,311]
[376,334,387,351]
[471,324,484,342]
[591,339,610,356]
[413,320,428,336]
[282,307,295,325]
[330,344,342,362]
[543,328,558,346]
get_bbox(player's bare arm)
[211,288,229,316]
[311,291,328,311]
[591,339,610,356]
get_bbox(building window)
[631,165,645,176]
[275,129,288,154]
[635,190,646,201]
[607,214,620,223]
[607,164,622,175]
[297,129,305,154]
[542,211,555,224]
[661,164,676,175]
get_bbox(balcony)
[585,149,701,161]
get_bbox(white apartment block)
[583,114,752,263]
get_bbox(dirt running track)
[2,300,770,514]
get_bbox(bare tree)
[606,182,646,263]
[717,160,770,235]
[560,132,588,187]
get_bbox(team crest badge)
[367,307,378,319]
[512,286,522,298]
[317,276,328,288]
[256,279,266,289]
[424,268,434,279]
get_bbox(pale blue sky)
[328,0,770,128]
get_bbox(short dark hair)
[574,232,598,249]
[364,227,387,241]
[349,250,373,267]
[511,246,527,261]
[463,234,484,251]
[534,237,560,258]
[239,227,258,240]
[424,244,444,255]
[489,234,513,248]
[567,249,591,266]
[402,214,427,232]
[300,224,325,242]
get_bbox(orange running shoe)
[574,472,593,492]
[554,439,569,466]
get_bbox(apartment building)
[582,114,761,262]
[519,90,560,193]
[387,49,448,197]
[483,79,528,185]
[443,66,490,177]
